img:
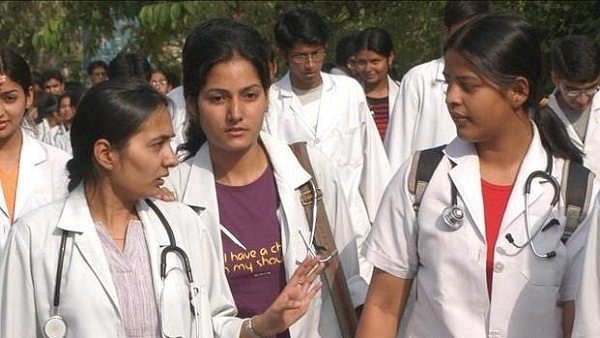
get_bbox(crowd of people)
[1,1,600,337]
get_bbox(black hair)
[37,94,59,120]
[354,27,398,79]
[165,71,181,88]
[107,52,152,82]
[551,35,600,83]
[274,8,331,53]
[0,47,33,95]
[87,60,108,75]
[180,18,271,159]
[335,31,359,67]
[443,0,491,29]
[40,68,65,85]
[67,79,168,191]
[444,12,582,163]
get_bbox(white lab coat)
[0,185,244,338]
[264,71,392,281]
[548,91,600,176]
[573,195,600,337]
[0,131,70,253]
[385,75,401,122]
[166,132,368,338]
[166,86,188,155]
[383,58,457,172]
[364,124,598,338]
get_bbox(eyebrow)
[0,89,19,96]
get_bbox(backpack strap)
[408,144,447,214]
[560,159,595,242]
[288,141,358,338]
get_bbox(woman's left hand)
[250,255,324,336]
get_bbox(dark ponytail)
[533,103,583,163]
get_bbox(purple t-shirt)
[216,165,290,338]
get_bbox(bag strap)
[560,159,594,242]
[408,144,446,214]
[289,142,358,338]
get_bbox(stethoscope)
[43,199,200,338]
[442,152,561,259]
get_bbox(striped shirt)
[96,220,160,338]
[367,96,389,140]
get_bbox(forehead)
[0,75,25,93]
[561,76,600,89]
[443,49,479,77]
[355,49,386,59]
[132,104,172,137]
[290,42,325,52]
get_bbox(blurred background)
[1,1,598,90]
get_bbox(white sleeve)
[572,197,600,337]
[363,158,419,279]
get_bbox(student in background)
[384,0,490,172]
[87,60,108,85]
[264,8,391,285]
[0,47,69,253]
[354,27,400,141]
[547,35,600,175]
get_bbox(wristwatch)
[243,317,266,338]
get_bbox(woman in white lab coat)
[0,47,70,253]
[354,27,401,141]
[0,80,323,338]
[167,18,366,338]
[356,12,599,338]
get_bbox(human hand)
[250,256,324,336]
[155,186,176,201]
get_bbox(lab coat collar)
[56,187,171,318]
[446,122,551,238]
[179,131,311,215]
[275,71,335,99]
[11,133,50,217]
[55,185,122,315]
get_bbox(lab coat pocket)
[320,127,362,167]
[519,258,564,287]
[161,266,193,338]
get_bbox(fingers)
[155,186,176,201]
[292,256,324,288]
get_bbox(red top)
[481,179,513,297]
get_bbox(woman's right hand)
[247,255,324,337]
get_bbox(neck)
[476,115,532,185]
[365,78,389,98]
[84,180,138,238]
[210,141,269,186]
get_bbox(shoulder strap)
[408,144,447,214]
[560,160,595,242]
[288,142,358,338]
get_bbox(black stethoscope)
[442,152,560,259]
[43,199,200,338]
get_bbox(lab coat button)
[493,262,504,273]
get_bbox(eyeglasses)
[290,50,326,64]
[151,79,168,86]
[560,82,600,97]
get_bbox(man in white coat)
[384,1,490,172]
[547,35,600,175]
[263,8,391,284]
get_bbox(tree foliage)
[0,1,598,87]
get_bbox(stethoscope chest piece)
[44,315,67,338]
[443,206,464,230]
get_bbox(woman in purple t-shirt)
[166,17,365,338]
